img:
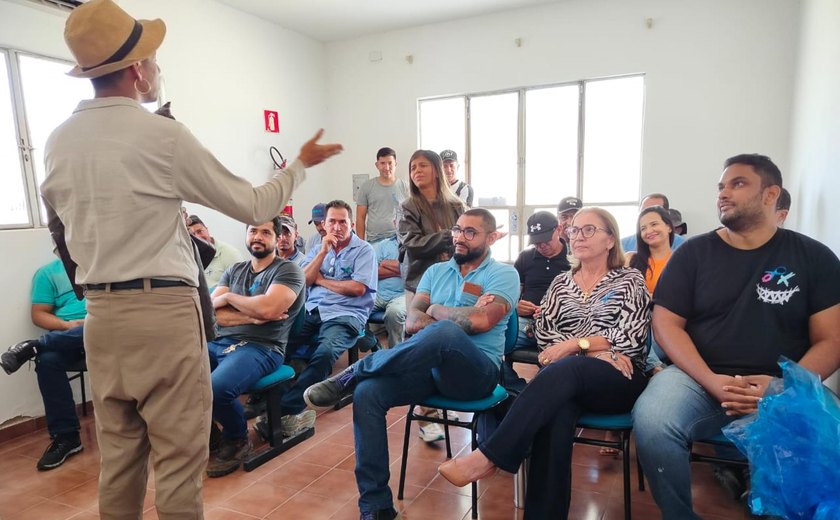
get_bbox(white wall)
[787,0,840,392]
[0,0,328,426]
[323,0,800,237]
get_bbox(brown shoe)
[207,437,250,478]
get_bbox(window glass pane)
[487,208,516,263]
[0,52,29,227]
[599,204,641,244]
[525,86,579,205]
[470,92,518,207]
[18,54,93,224]
[581,76,644,203]
[419,97,465,161]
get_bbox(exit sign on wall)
[264,110,279,133]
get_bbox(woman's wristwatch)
[577,338,590,356]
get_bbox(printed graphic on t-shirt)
[756,265,799,305]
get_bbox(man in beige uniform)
[39,1,342,519]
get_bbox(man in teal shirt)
[2,258,87,470]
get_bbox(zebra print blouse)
[534,267,652,369]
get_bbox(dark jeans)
[208,338,284,439]
[480,355,648,520]
[280,308,363,415]
[35,326,85,437]
[352,320,500,513]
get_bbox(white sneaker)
[422,408,460,422]
[418,422,446,443]
[280,409,316,437]
[444,410,460,422]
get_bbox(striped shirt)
[534,267,651,369]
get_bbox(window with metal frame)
[418,74,645,261]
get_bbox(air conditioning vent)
[25,0,85,12]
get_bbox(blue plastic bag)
[723,357,840,519]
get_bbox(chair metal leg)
[470,425,479,519]
[397,405,415,500]
[622,431,632,520]
[637,452,645,491]
[442,409,452,459]
[79,371,88,416]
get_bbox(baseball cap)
[557,196,583,214]
[440,150,458,162]
[309,203,326,224]
[669,208,687,235]
[279,215,297,232]
[186,215,204,227]
[526,211,559,245]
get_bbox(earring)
[134,78,151,95]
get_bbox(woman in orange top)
[626,205,675,292]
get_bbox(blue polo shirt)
[416,253,520,367]
[372,236,404,303]
[621,233,686,254]
[286,249,306,267]
[303,233,377,328]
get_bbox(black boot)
[1,339,39,375]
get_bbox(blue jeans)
[352,320,500,513]
[208,338,284,439]
[35,326,85,437]
[280,309,363,415]
[633,366,737,520]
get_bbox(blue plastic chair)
[397,311,518,519]
[242,309,313,471]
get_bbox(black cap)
[186,215,204,227]
[526,211,559,245]
[557,196,582,213]
[440,150,458,162]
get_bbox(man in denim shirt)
[279,200,377,430]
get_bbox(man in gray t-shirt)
[206,218,305,478]
[356,147,409,242]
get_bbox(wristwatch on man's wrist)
[577,338,590,356]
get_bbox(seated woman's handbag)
[723,357,840,519]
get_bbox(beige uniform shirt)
[41,97,304,286]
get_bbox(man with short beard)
[205,217,306,478]
[303,208,520,520]
[633,154,840,519]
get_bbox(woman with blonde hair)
[439,207,651,519]
[398,150,465,310]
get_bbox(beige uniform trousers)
[84,283,211,520]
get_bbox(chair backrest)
[503,310,519,354]
[289,306,306,338]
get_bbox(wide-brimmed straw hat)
[64,0,166,79]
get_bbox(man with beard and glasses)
[303,208,520,520]
[633,154,840,519]
[205,217,306,477]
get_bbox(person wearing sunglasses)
[438,207,651,519]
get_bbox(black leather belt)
[85,279,190,291]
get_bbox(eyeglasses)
[566,224,610,240]
[450,226,483,240]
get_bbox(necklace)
[576,269,608,301]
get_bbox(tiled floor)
[0,360,756,520]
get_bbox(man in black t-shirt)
[633,154,840,520]
[206,218,306,478]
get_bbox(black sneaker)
[360,507,400,520]
[206,437,251,478]
[243,393,266,420]
[1,339,39,375]
[37,434,83,470]
[209,422,223,454]
[303,364,357,409]
[713,464,749,502]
